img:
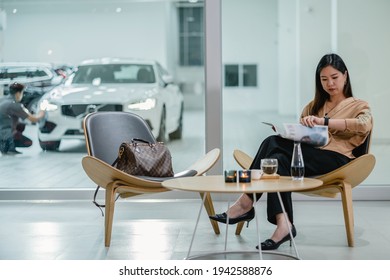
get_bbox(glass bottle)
[291,141,305,180]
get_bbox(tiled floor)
[1,198,389,260]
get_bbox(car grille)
[61,104,123,117]
[64,129,84,135]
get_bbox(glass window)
[178,6,204,66]
[0,1,206,195]
[221,0,387,189]
[224,64,258,87]
[2,0,388,199]
[224,64,239,87]
[243,64,257,87]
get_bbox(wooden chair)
[81,111,221,247]
[232,133,375,247]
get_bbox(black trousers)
[13,131,33,148]
[248,135,351,225]
[14,123,32,148]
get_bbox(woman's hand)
[300,115,323,127]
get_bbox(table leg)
[186,191,299,260]
[224,200,230,252]
[253,193,263,260]
[186,191,208,259]
[276,192,300,259]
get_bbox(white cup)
[251,169,263,180]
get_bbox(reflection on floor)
[1,199,389,260]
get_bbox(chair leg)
[235,221,245,235]
[104,182,117,247]
[340,182,354,247]
[199,192,220,234]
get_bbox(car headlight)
[40,99,59,112]
[127,98,156,110]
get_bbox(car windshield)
[71,64,156,84]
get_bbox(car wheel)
[39,139,61,151]
[169,103,183,140]
[156,107,167,142]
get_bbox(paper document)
[262,122,328,147]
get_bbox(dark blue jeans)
[0,137,16,153]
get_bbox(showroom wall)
[222,0,278,113]
[1,2,170,67]
[277,0,387,142]
[338,0,389,141]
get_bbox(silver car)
[38,58,184,151]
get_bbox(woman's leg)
[221,135,289,218]
[265,193,294,243]
[225,193,254,218]
[262,138,351,244]
[250,136,295,224]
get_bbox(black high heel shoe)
[209,207,255,227]
[256,225,297,250]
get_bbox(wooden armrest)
[315,154,375,187]
[186,148,220,176]
[297,154,376,197]
[82,156,162,188]
[137,169,198,182]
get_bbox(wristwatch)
[324,116,330,126]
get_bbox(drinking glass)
[261,158,278,175]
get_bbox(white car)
[37,58,184,151]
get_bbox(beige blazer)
[301,97,372,158]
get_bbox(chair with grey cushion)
[81,111,221,246]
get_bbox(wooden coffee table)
[162,175,322,260]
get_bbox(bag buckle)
[118,146,125,158]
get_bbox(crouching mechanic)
[0,82,46,154]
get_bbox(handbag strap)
[92,158,121,217]
[132,138,152,144]
[93,138,164,215]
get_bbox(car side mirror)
[161,74,173,86]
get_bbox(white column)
[204,0,223,174]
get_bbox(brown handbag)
[92,138,174,215]
[114,138,174,177]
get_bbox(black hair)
[309,53,353,115]
[9,82,25,95]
